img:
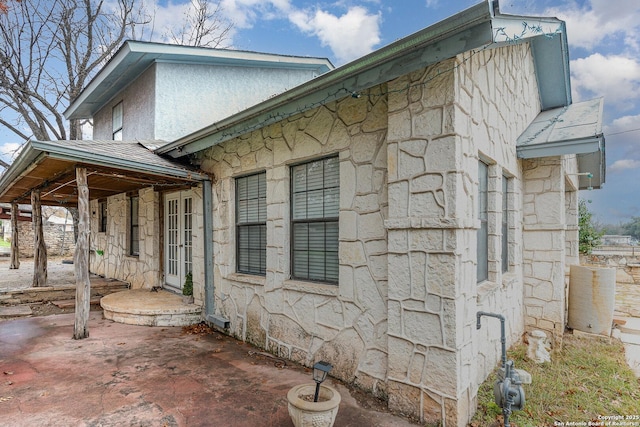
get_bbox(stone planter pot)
[287,383,341,427]
[182,295,194,304]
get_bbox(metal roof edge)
[156,1,495,156]
[516,135,604,159]
[0,142,43,201]
[28,140,208,181]
[65,41,335,120]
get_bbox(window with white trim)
[236,172,266,275]
[130,196,139,256]
[291,157,339,283]
[502,175,509,273]
[112,102,123,141]
[99,201,107,233]
[477,160,489,283]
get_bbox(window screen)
[99,201,107,233]
[112,102,123,141]
[236,172,266,275]
[502,175,509,273]
[477,161,488,283]
[130,196,139,256]
[291,157,339,283]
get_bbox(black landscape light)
[312,361,333,402]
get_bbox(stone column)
[522,157,567,346]
[385,67,471,427]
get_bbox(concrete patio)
[0,312,418,427]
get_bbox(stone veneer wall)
[385,43,540,426]
[522,156,578,346]
[198,42,572,426]
[200,90,390,395]
[89,187,161,289]
[16,221,75,258]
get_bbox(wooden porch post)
[31,189,47,287]
[74,167,91,339]
[10,202,20,269]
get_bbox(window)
[130,196,139,256]
[502,175,509,273]
[99,201,107,233]
[291,157,339,283]
[112,102,123,141]
[477,161,488,283]
[236,172,266,275]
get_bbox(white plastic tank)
[568,265,616,336]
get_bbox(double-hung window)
[99,201,107,233]
[236,172,266,275]
[502,175,509,273]
[291,157,339,283]
[477,161,489,283]
[130,196,139,256]
[112,102,123,141]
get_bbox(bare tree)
[163,0,233,48]
[0,0,233,242]
[0,0,233,145]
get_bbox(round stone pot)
[287,383,341,427]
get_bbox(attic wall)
[92,65,157,140]
[154,62,325,141]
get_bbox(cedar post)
[31,190,47,287]
[74,167,91,339]
[10,202,20,269]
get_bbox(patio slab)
[0,313,419,427]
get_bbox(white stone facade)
[87,41,580,426]
[192,42,579,426]
[90,188,161,289]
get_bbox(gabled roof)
[156,0,571,158]
[517,98,606,189]
[0,140,207,206]
[65,41,334,120]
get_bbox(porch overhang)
[516,98,606,190]
[0,140,208,206]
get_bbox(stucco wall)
[200,89,389,395]
[92,62,326,142]
[93,65,156,140]
[155,62,324,141]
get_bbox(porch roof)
[0,140,208,206]
[516,98,606,189]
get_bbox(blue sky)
[1,0,639,225]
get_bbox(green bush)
[182,271,193,296]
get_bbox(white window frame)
[236,172,267,276]
[290,156,339,284]
[112,102,123,141]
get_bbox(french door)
[164,190,193,290]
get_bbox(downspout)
[202,178,230,329]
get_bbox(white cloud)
[289,6,381,63]
[0,142,24,162]
[219,0,291,28]
[610,159,640,173]
[571,53,640,109]
[545,0,640,51]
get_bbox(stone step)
[0,305,33,318]
[51,297,102,309]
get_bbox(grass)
[0,239,10,247]
[470,333,640,427]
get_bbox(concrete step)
[0,305,33,318]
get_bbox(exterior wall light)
[312,361,333,402]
